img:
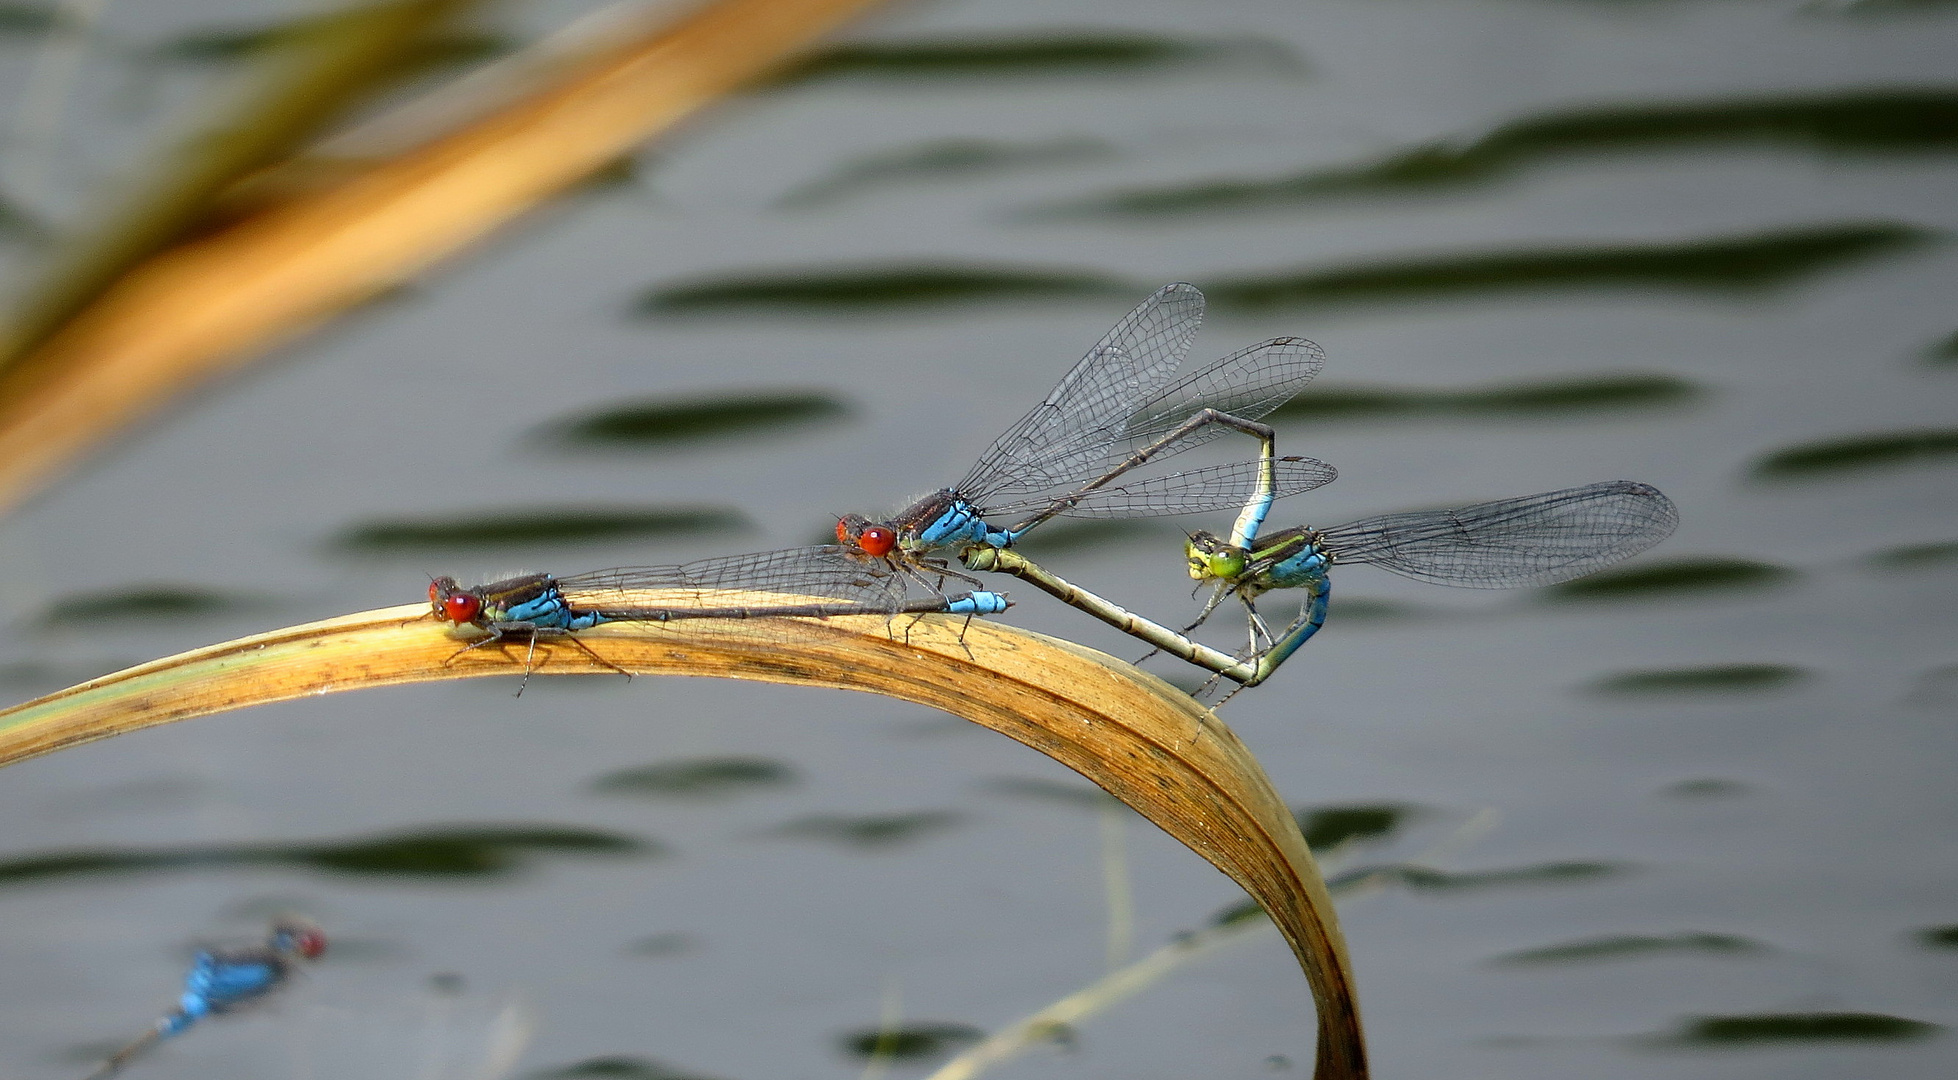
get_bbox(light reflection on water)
[1,0,1956,1078]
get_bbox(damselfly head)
[428,577,483,625]
[270,918,327,960]
[1184,531,1246,582]
[836,514,898,557]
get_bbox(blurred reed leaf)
[0,0,900,514]
[1542,557,1794,600]
[639,266,1129,315]
[0,0,489,370]
[533,392,849,449]
[1868,539,1958,569]
[1925,329,1958,363]
[155,17,513,69]
[768,810,963,848]
[1204,223,1934,309]
[778,135,1116,208]
[332,506,748,551]
[1032,88,1958,217]
[1270,374,1698,422]
[1587,664,1808,695]
[0,824,650,884]
[1492,932,1763,965]
[591,756,795,798]
[841,1022,984,1061]
[1659,1012,1942,1045]
[1751,428,1958,478]
[38,584,275,625]
[0,604,1368,1079]
[771,32,1299,84]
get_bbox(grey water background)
[1,0,1955,1075]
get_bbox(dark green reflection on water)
[1032,89,1958,217]
[1343,860,1627,891]
[1587,664,1809,695]
[0,4,58,35]
[767,811,962,848]
[1204,224,1932,309]
[639,266,1127,316]
[38,584,274,625]
[1660,777,1753,798]
[984,775,1119,808]
[1492,931,1764,965]
[527,1056,726,1079]
[533,392,849,449]
[1270,374,1698,423]
[840,1022,984,1061]
[778,136,1116,208]
[0,825,651,885]
[591,757,795,798]
[1295,803,1414,851]
[639,224,1927,316]
[1926,330,1958,363]
[1011,518,1169,557]
[1658,1012,1943,1046]
[1751,428,1958,479]
[1915,924,1958,949]
[1543,557,1794,600]
[333,506,748,550]
[1867,539,1958,570]
[770,32,1298,85]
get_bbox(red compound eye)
[427,580,442,605]
[441,592,482,624]
[834,517,851,544]
[856,525,897,557]
[294,929,327,959]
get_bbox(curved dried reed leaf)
[0,606,1366,1078]
[0,0,486,370]
[0,0,891,512]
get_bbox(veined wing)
[986,457,1337,520]
[956,283,1205,502]
[559,546,909,610]
[1122,336,1325,450]
[1317,481,1679,588]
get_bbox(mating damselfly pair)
[429,283,1677,697]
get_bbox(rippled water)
[1,0,1954,1077]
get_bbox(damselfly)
[968,481,1678,697]
[83,919,326,1080]
[429,546,1010,691]
[834,282,1338,592]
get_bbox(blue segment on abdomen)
[947,591,1010,615]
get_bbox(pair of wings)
[956,283,1337,523]
[1288,481,1681,589]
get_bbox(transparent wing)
[956,283,1205,502]
[558,546,910,610]
[1317,481,1679,588]
[1122,336,1325,450]
[985,458,1338,519]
